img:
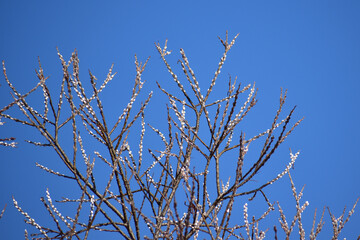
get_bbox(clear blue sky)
[1,1,359,239]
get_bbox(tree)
[1,32,358,239]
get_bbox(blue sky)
[1,0,359,239]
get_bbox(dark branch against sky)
[0,1,359,239]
